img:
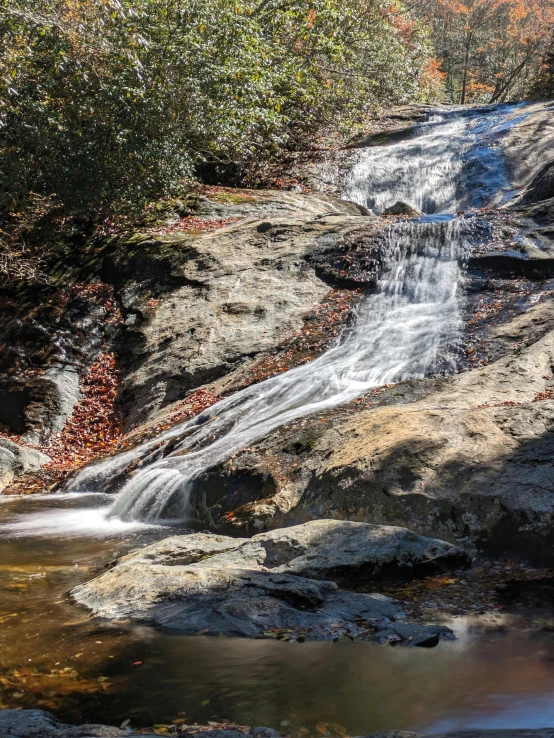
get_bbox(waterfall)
[74,219,468,523]
[344,105,524,214]
[19,103,530,530]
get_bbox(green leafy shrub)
[0,0,439,228]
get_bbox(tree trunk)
[460,31,473,104]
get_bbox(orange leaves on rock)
[121,387,222,448]
[533,388,554,402]
[240,288,361,388]
[148,217,238,237]
[42,352,123,471]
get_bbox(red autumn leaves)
[43,352,124,470]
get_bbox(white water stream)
[0,103,530,534]
[110,219,467,522]
[345,104,526,214]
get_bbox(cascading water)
[344,105,526,214]
[67,219,470,524]
[1,103,532,534]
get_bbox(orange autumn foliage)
[423,0,554,102]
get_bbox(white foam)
[0,505,157,538]
[71,219,470,523]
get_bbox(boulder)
[382,201,423,217]
[0,439,50,493]
[73,564,404,639]
[114,520,469,583]
[189,316,554,563]
[247,521,468,584]
[71,520,465,640]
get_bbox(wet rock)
[468,253,554,278]
[22,365,81,445]
[0,439,50,493]
[306,224,383,290]
[0,365,80,446]
[382,202,423,217]
[369,622,454,647]
[192,325,554,563]
[502,100,554,194]
[0,709,125,737]
[71,521,463,640]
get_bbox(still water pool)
[2,493,554,734]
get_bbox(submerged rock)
[4,712,554,738]
[71,521,465,640]
[382,201,423,217]
[0,708,125,737]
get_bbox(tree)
[0,0,440,223]
[421,0,554,103]
[530,29,554,98]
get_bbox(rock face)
[0,439,50,493]
[513,160,554,207]
[502,100,554,192]
[189,311,554,563]
[0,190,374,452]
[113,196,380,429]
[71,520,465,640]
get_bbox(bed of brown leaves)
[120,387,222,449]
[2,352,124,495]
[147,216,239,237]
[44,352,123,468]
[1,283,125,494]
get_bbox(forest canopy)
[0,0,438,219]
[0,0,553,254]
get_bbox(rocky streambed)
[2,101,554,734]
[6,709,554,738]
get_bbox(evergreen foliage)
[0,0,438,221]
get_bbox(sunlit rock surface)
[71,521,466,640]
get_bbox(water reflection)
[1,495,554,732]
